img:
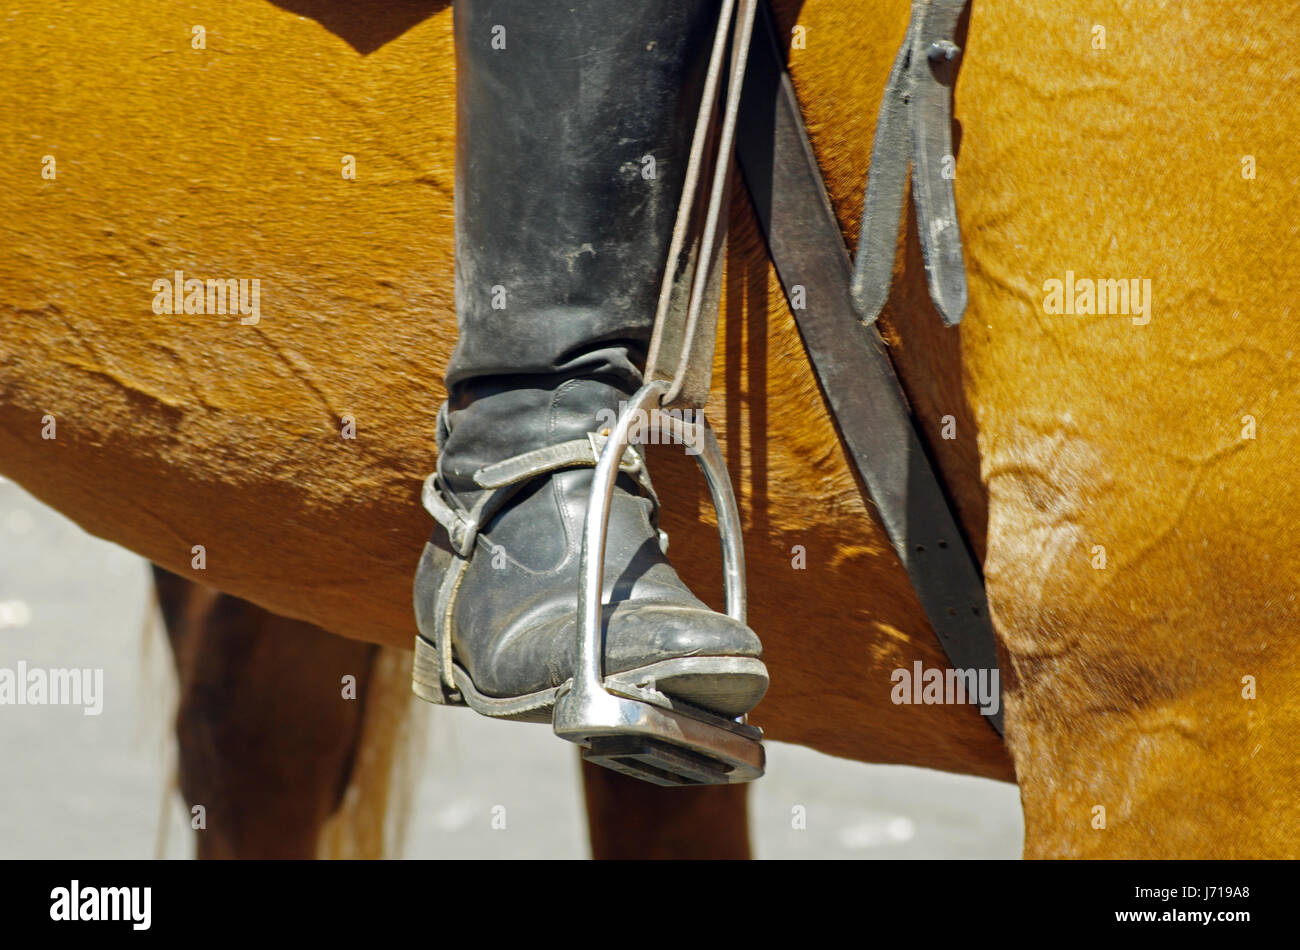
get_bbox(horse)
[2,0,1296,857]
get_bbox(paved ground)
[0,477,1023,858]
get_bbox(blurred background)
[0,475,1022,859]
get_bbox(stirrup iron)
[552,0,766,786]
[552,380,764,786]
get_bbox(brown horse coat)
[3,1,1296,855]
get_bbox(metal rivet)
[928,40,960,62]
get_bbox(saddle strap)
[736,1,1003,735]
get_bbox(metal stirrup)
[552,0,766,787]
[552,380,763,786]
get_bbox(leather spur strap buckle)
[552,380,764,787]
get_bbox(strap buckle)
[420,473,479,557]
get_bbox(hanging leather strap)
[852,0,969,327]
[643,0,759,412]
[735,1,1002,735]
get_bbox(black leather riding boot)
[413,0,768,720]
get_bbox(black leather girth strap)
[735,5,1003,735]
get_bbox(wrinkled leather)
[417,0,766,716]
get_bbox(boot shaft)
[446,0,724,401]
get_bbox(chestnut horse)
[3,0,1297,856]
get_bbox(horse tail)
[316,646,425,859]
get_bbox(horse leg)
[153,566,377,859]
[581,761,751,859]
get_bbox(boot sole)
[412,634,768,723]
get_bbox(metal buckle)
[420,472,479,557]
[552,380,765,786]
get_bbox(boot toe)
[472,600,767,717]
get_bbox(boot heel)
[412,540,466,706]
[411,634,460,705]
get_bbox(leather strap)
[474,436,648,490]
[735,1,1002,734]
[644,0,759,412]
[424,439,658,551]
[852,0,969,327]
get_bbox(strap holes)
[915,544,926,554]
[972,606,980,616]
[938,540,948,549]
[946,607,957,617]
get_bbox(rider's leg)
[414,0,767,718]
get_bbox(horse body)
[957,2,1300,856]
[3,1,1296,855]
